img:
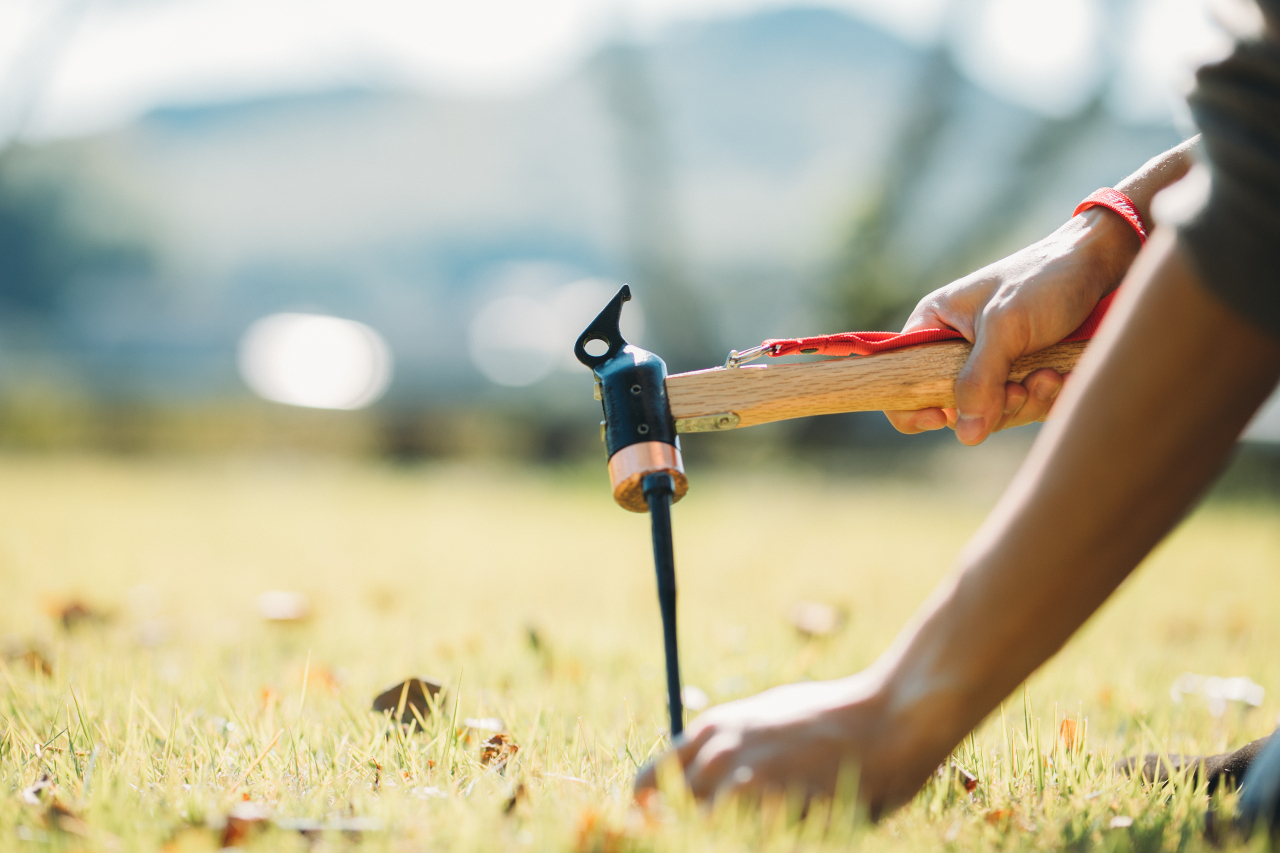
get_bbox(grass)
[0,451,1277,851]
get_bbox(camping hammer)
[574,285,1088,735]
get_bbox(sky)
[0,0,1234,144]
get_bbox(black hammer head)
[575,286,688,512]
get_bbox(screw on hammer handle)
[665,339,1088,431]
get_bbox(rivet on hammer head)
[637,424,649,435]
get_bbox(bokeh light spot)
[238,312,393,410]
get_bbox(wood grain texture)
[666,340,1089,429]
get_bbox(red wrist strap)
[1073,187,1148,243]
[762,291,1116,359]
[751,189,1137,361]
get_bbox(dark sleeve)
[1177,21,1280,339]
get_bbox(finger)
[953,323,1021,446]
[634,758,660,793]
[883,408,948,434]
[675,723,716,766]
[715,764,762,805]
[1005,369,1063,428]
[686,740,738,801]
[635,726,716,794]
[991,382,1028,433]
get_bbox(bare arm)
[869,231,1280,804]
[887,138,1201,444]
[637,226,1280,811]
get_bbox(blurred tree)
[0,173,151,326]
[592,42,721,373]
[828,0,1131,335]
[827,46,963,333]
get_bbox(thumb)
[953,326,1020,446]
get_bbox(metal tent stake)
[643,472,683,736]
[573,285,690,738]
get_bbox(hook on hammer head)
[575,285,689,512]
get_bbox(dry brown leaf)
[43,598,110,630]
[6,646,52,677]
[936,761,978,793]
[46,800,91,837]
[312,666,343,694]
[371,677,444,724]
[21,774,52,804]
[480,733,520,772]
[503,782,526,815]
[160,825,214,853]
[221,801,272,848]
[985,809,1013,824]
[1059,718,1079,749]
[790,602,847,638]
[574,807,626,853]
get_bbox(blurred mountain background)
[1,0,1251,458]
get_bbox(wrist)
[1065,207,1142,298]
[851,630,977,767]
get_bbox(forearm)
[879,230,1280,758]
[1115,136,1200,226]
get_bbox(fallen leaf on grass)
[5,645,52,677]
[936,761,978,793]
[985,809,1012,824]
[371,677,444,724]
[160,825,213,853]
[790,602,847,638]
[312,665,344,694]
[220,801,272,848]
[575,807,627,853]
[503,782,526,815]
[1059,718,1079,749]
[45,800,91,837]
[43,598,111,630]
[21,774,52,804]
[480,733,520,772]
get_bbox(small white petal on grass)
[790,602,847,638]
[413,786,447,799]
[256,591,310,622]
[465,716,505,732]
[681,685,709,712]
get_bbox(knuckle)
[953,374,991,400]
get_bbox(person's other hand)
[633,674,948,815]
[886,208,1141,445]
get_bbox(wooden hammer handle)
[666,339,1088,431]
